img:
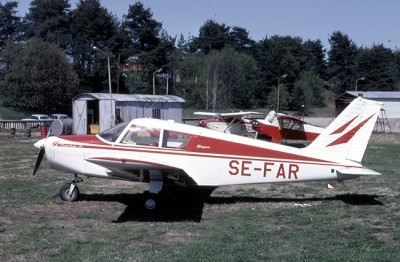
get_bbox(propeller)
[32,147,45,176]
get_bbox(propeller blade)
[32,147,45,176]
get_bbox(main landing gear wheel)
[59,182,80,202]
[143,192,159,211]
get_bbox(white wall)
[381,101,400,118]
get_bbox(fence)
[0,120,53,130]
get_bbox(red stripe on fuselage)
[59,135,108,145]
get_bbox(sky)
[15,0,400,50]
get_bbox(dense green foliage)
[1,39,81,112]
[0,1,399,113]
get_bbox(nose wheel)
[59,183,80,201]
[59,175,83,202]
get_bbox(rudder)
[304,97,383,163]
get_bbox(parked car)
[22,114,50,120]
[50,114,71,120]
[21,114,51,128]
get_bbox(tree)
[174,47,259,109]
[121,2,173,94]
[327,31,358,93]
[228,26,255,53]
[292,71,325,111]
[300,39,326,77]
[267,83,290,111]
[24,0,71,45]
[254,35,304,107]
[122,2,162,53]
[69,0,118,92]
[355,44,398,91]
[176,33,189,56]
[0,1,21,48]
[0,39,80,113]
[191,20,230,54]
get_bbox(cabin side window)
[120,125,160,146]
[160,130,192,149]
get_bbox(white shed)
[72,93,185,135]
[336,91,400,118]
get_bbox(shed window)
[152,108,161,119]
[161,130,192,149]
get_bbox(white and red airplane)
[252,111,325,143]
[33,97,382,211]
[194,111,264,137]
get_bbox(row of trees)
[0,0,399,114]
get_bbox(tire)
[59,183,79,202]
[143,192,159,211]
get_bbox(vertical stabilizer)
[304,97,382,163]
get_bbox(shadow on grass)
[78,193,383,223]
[80,193,206,223]
[207,193,384,206]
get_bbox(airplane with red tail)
[32,97,382,211]
[251,111,325,143]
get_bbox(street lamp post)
[153,68,162,95]
[93,46,114,127]
[355,77,365,91]
[277,74,287,112]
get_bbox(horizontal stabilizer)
[337,167,381,176]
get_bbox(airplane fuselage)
[41,129,361,187]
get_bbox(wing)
[85,153,183,181]
[193,112,219,116]
[220,111,261,117]
[276,113,304,122]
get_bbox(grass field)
[0,133,399,261]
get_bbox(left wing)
[85,153,182,180]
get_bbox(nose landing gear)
[59,175,83,202]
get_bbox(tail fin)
[304,97,382,163]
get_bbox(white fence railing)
[0,120,53,130]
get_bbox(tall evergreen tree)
[122,2,162,54]
[0,1,21,48]
[191,20,230,54]
[228,26,255,53]
[121,2,171,94]
[69,0,117,92]
[355,44,398,91]
[300,39,326,77]
[24,0,71,45]
[327,31,358,93]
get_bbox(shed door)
[73,100,87,135]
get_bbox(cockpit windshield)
[99,122,129,142]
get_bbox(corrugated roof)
[344,91,400,100]
[73,93,185,103]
